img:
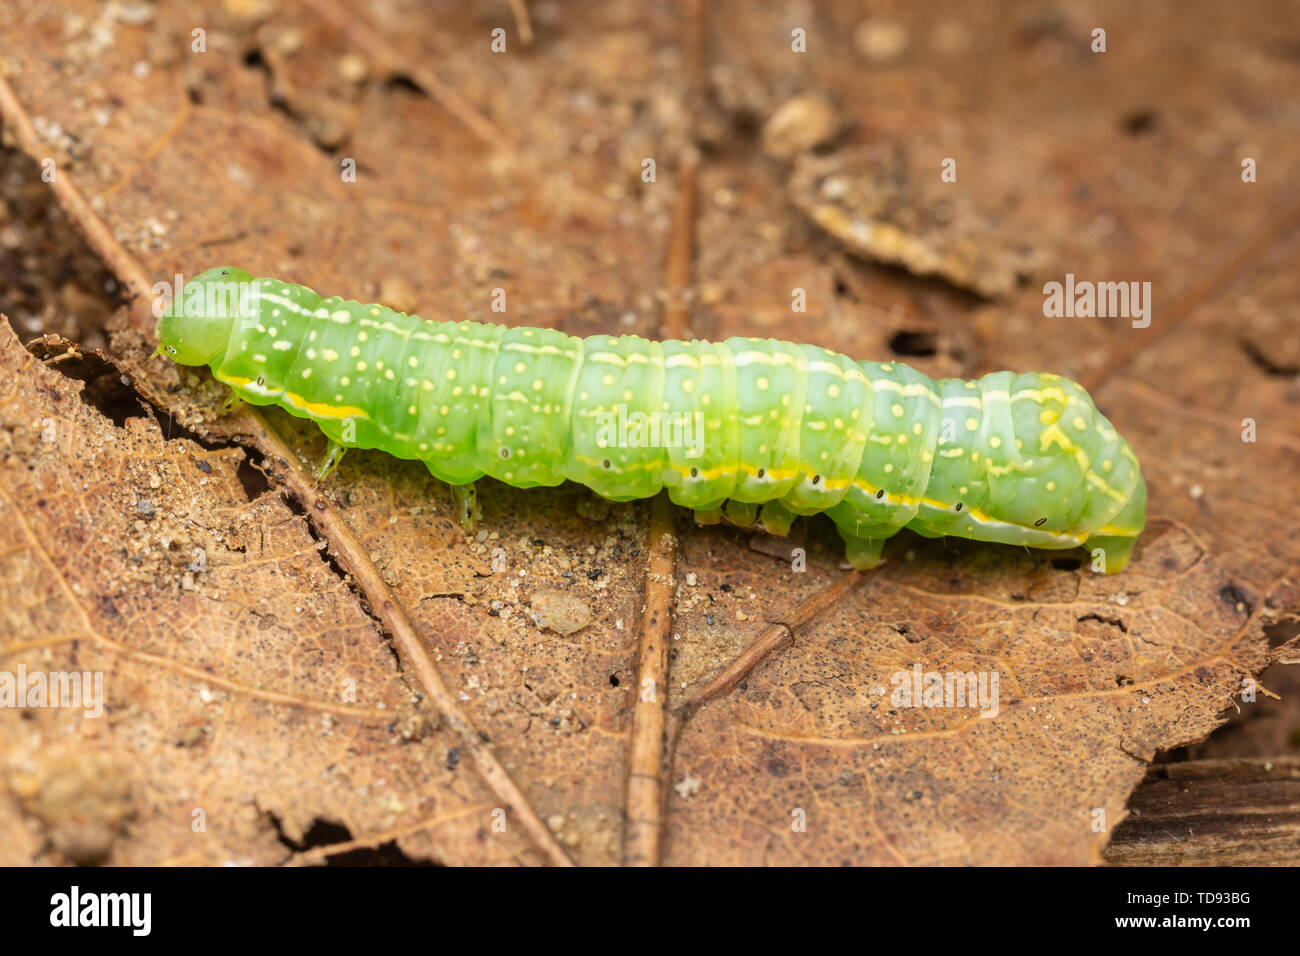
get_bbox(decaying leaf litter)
[0,0,1297,865]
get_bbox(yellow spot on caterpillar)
[884,463,894,473]
[440,405,449,415]
[682,379,695,393]
[828,384,840,398]
[408,405,417,415]
[533,379,544,391]
[1103,460,1113,471]
[350,346,361,357]
[301,368,312,378]
[912,422,923,435]
[602,373,615,386]
[446,369,457,381]
[892,404,905,418]
[1046,481,1056,491]
[356,361,367,371]
[422,380,434,391]
[757,377,770,391]
[358,331,368,342]
[409,356,419,368]
[989,436,1002,449]
[966,418,978,431]
[322,349,339,361]
[514,362,526,373]
[1040,409,1059,424]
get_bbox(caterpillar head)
[155,266,255,366]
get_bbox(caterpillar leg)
[315,440,347,483]
[724,499,759,528]
[758,500,796,536]
[450,482,480,533]
[1084,535,1138,574]
[693,505,723,526]
[220,389,245,414]
[840,532,888,570]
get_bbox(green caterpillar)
[155,267,1146,572]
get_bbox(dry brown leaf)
[1,0,1295,866]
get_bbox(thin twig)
[661,151,698,341]
[623,494,678,866]
[676,570,864,713]
[620,0,706,865]
[508,0,534,45]
[0,74,155,323]
[244,407,574,865]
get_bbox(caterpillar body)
[157,268,1146,572]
